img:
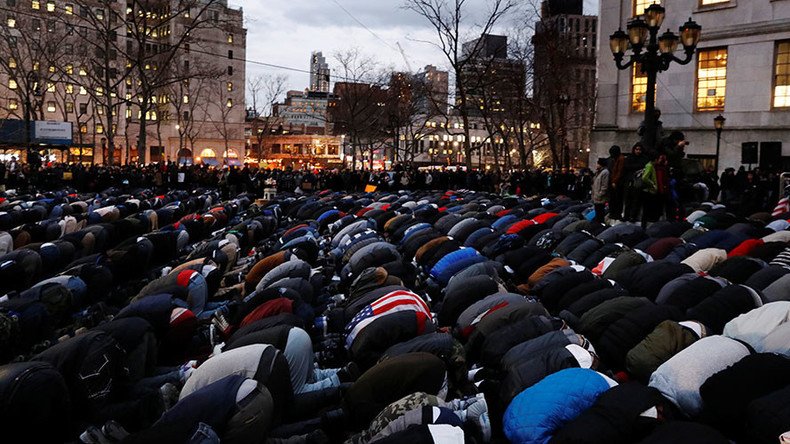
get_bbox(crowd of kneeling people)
[2,184,790,444]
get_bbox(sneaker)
[160,382,180,410]
[464,395,491,442]
[180,360,198,383]
[101,421,129,441]
[80,426,111,444]
[336,362,360,383]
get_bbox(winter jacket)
[700,353,790,438]
[500,344,596,404]
[745,264,790,291]
[680,248,727,273]
[614,262,694,302]
[686,284,763,334]
[708,256,766,285]
[625,320,704,383]
[592,169,609,204]
[577,297,653,342]
[648,335,751,417]
[595,304,683,370]
[343,353,447,429]
[656,275,728,311]
[503,368,614,444]
[745,384,790,444]
[638,421,729,444]
[761,273,790,303]
[723,302,790,356]
[550,382,665,444]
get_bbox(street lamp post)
[714,114,726,174]
[609,4,702,154]
[23,71,42,168]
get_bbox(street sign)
[33,121,72,145]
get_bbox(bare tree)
[330,48,387,170]
[247,73,287,161]
[205,79,238,163]
[165,59,221,163]
[527,0,594,169]
[122,0,225,164]
[405,0,515,169]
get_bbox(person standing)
[607,145,626,221]
[623,143,649,222]
[592,158,610,223]
[641,152,670,228]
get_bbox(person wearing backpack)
[624,143,649,222]
[641,152,670,228]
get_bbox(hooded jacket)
[625,320,704,383]
[648,335,751,417]
[723,301,790,356]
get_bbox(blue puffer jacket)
[430,248,486,286]
[503,368,613,444]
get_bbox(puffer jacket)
[503,368,614,444]
[625,320,705,382]
[550,382,665,444]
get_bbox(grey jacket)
[648,335,751,417]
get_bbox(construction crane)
[396,42,414,73]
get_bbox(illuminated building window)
[227,34,233,43]
[774,41,790,108]
[226,98,232,108]
[631,63,650,112]
[8,79,17,89]
[31,0,39,9]
[700,0,728,5]
[8,57,16,68]
[46,101,55,112]
[7,16,15,27]
[95,123,103,134]
[696,48,727,111]
[46,1,53,12]
[65,101,73,112]
[633,0,659,16]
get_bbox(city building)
[532,0,597,166]
[273,90,333,134]
[396,115,548,169]
[0,0,247,165]
[414,65,449,116]
[458,34,526,118]
[309,51,331,93]
[592,0,790,173]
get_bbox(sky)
[232,0,599,94]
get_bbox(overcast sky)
[232,0,599,93]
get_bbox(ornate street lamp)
[714,114,726,174]
[609,5,702,154]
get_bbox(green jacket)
[625,320,701,383]
[642,162,658,194]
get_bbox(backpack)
[631,168,646,190]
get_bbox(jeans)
[284,328,340,394]
[189,423,221,444]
